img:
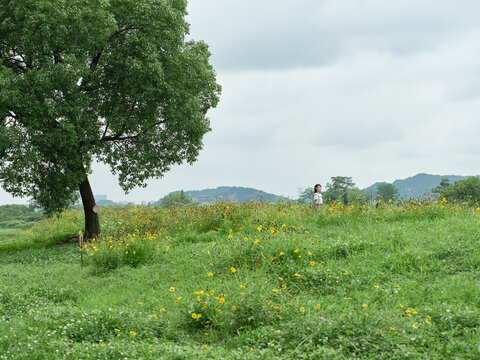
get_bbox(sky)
[2,0,480,204]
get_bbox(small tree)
[376,183,399,202]
[324,176,356,203]
[0,0,221,238]
[432,178,451,196]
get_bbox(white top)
[313,192,323,205]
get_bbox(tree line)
[298,176,480,205]
[0,204,43,228]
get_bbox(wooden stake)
[78,231,84,268]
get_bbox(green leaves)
[0,0,221,213]
[442,176,480,204]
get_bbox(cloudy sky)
[2,0,480,204]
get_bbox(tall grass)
[0,200,479,359]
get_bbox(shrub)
[443,177,480,204]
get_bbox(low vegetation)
[0,204,43,230]
[0,200,479,359]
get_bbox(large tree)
[0,0,221,238]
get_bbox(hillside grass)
[0,201,479,359]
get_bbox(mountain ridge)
[362,173,479,199]
[151,186,289,205]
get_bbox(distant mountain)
[93,195,130,206]
[363,173,479,199]
[152,186,289,205]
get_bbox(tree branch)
[101,119,166,142]
[80,26,139,92]
[89,26,139,71]
[1,57,26,74]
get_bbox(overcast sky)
[2,0,480,204]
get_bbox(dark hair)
[314,184,322,192]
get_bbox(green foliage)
[376,183,399,201]
[344,188,366,205]
[0,0,221,215]
[160,190,196,208]
[297,187,314,204]
[363,173,474,199]
[324,176,359,204]
[432,177,451,196]
[443,176,480,204]
[0,204,43,223]
[1,201,480,358]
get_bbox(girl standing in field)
[313,184,323,212]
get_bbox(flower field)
[0,200,479,359]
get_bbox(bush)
[443,177,480,204]
[0,220,26,229]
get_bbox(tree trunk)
[79,175,100,239]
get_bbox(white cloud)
[187,0,480,70]
[2,1,480,204]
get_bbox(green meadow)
[0,228,22,242]
[0,201,479,359]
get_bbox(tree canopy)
[160,190,195,208]
[0,0,221,236]
[376,183,399,201]
[323,176,359,204]
[432,178,451,196]
[442,177,480,204]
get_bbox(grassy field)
[0,228,22,243]
[0,201,479,359]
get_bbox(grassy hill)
[363,173,479,199]
[0,201,479,358]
